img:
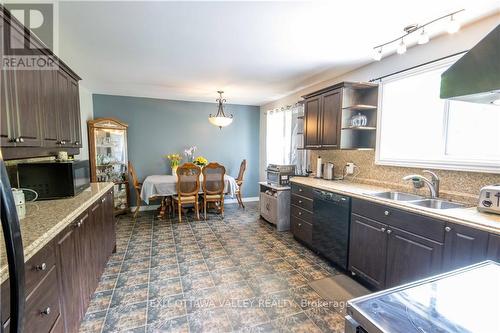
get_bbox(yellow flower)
[194,156,208,166]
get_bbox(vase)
[172,166,178,175]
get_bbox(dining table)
[140,174,238,218]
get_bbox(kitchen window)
[376,56,500,173]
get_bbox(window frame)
[375,56,500,174]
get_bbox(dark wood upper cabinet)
[0,6,82,159]
[320,89,341,148]
[13,69,43,147]
[443,223,489,270]
[385,227,443,288]
[40,70,59,146]
[348,214,387,290]
[304,96,321,148]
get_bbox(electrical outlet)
[346,162,355,175]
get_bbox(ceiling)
[57,1,498,106]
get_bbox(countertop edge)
[0,182,114,284]
[290,178,500,235]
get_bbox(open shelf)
[342,104,377,110]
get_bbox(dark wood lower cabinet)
[443,223,489,270]
[1,188,116,333]
[348,214,387,290]
[385,227,443,288]
[487,233,500,262]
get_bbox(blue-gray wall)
[93,94,260,203]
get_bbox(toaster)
[478,185,500,215]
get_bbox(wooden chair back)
[176,163,201,196]
[128,161,140,189]
[202,163,226,195]
[236,159,246,185]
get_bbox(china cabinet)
[88,118,130,215]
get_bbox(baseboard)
[130,197,259,211]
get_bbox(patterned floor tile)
[81,203,344,332]
[103,302,148,332]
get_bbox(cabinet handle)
[384,210,390,216]
[298,188,303,192]
[298,211,302,216]
[18,137,24,143]
[298,200,302,204]
[445,226,451,232]
[41,307,51,316]
[76,219,82,227]
[102,197,106,203]
[351,271,356,276]
[380,227,386,233]
[15,138,20,143]
[75,141,79,145]
[298,223,302,227]
[386,229,392,234]
[35,263,47,271]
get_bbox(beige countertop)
[290,177,500,235]
[0,182,114,284]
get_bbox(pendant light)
[208,91,233,129]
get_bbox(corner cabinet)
[88,118,130,215]
[303,82,378,150]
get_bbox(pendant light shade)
[397,39,407,54]
[209,91,233,129]
[417,29,430,44]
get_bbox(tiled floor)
[80,202,346,332]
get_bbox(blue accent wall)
[92,94,260,202]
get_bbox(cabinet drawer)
[290,205,313,224]
[24,267,61,333]
[291,183,313,199]
[291,194,313,212]
[25,240,56,295]
[291,217,312,245]
[352,198,445,242]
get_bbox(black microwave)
[18,160,91,200]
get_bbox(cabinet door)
[104,189,117,255]
[443,223,489,270]
[76,211,94,311]
[55,70,72,145]
[13,69,42,146]
[91,198,106,279]
[385,227,443,288]
[320,89,341,148]
[68,79,82,147]
[55,222,83,333]
[348,214,387,289]
[1,69,16,146]
[304,96,321,148]
[40,70,59,147]
[487,233,500,262]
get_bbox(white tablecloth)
[140,174,238,204]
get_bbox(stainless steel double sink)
[367,191,465,210]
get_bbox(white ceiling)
[57,1,498,106]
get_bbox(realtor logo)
[2,3,57,69]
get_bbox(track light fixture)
[372,9,463,61]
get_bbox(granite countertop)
[290,177,500,235]
[0,182,114,284]
[347,261,500,333]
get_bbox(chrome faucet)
[403,170,440,198]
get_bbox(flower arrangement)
[165,153,182,174]
[184,146,197,162]
[193,156,208,167]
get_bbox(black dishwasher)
[312,189,351,270]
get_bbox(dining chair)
[235,159,247,208]
[173,163,201,222]
[202,162,226,219]
[128,161,142,218]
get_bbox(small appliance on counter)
[323,162,334,180]
[18,160,90,200]
[266,164,296,186]
[478,184,500,215]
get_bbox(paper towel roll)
[316,156,322,178]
